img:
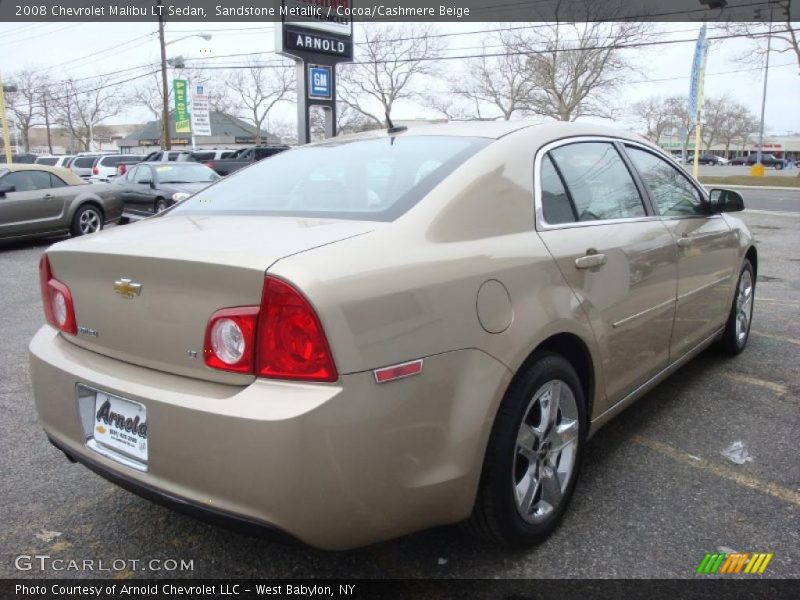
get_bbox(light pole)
[157,14,211,151]
[753,3,774,176]
[0,75,17,164]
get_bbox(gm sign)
[308,65,332,100]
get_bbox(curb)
[701,184,800,192]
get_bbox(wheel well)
[526,333,595,420]
[77,201,104,220]
[745,246,758,280]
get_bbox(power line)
[0,22,84,46]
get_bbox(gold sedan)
[29,122,756,549]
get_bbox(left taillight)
[39,255,77,335]
[203,276,337,382]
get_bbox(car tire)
[717,260,755,355]
[467,352,586,547]
[70,205,103,237]
[154,199,168,214]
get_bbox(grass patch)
[699,175,800,188]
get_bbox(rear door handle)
[575,253,607,269]
[677,235,693,248]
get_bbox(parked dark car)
[111,161,220,216]
[10,153,38,164]
[729,153,784,168]
[686,154,727,165]
[204,145,289,176]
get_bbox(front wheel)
[154,199,168,214]
[467,353,586,547]
[718,260,755,355]
[71,205,103,237]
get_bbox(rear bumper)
[29,326,511,549]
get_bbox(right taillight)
[118,164,127,176]
[92,166,99,175]
[203,276,337,382]
[39,255,77,335]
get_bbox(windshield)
[171,136,490,221]
[154,163,220,184]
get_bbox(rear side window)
[172,136,490,222]
[549,142,645,222]
[49,173,67,188]
[72,157,96,168]
[540,155,576,225]
[100,155,143,167]
[626,146,707,217]
[191,152,214,161]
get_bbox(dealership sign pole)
[275,0,354,144]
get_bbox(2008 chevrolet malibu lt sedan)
[30,122,756,550]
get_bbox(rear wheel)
[154,198,168,214]
[71,205,103,237]
[468,353,586,546]
[718,260,755,355]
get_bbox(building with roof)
[118,111,281,153]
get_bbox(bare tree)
[437,32,535,121]
[131,70,233,121]
[700,96,731,152]
[225,60,294,144]
[725,2,800,73]
[50,76,125,152]
[510,16,650,121]
[5,69,45,152]
[338,24,446,127]
[630,96,676,144]
[663,95,696,154]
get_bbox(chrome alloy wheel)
[513,379,579,524]
[735,269,754,344]
[79,208,101,234]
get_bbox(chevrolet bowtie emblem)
[113,278,142,299]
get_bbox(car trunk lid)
[46,215,375,384]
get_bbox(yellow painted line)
[756,298,800,306]
[751,330,800,346]
[631,435,800,508]
[721,372,787,395]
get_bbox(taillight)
[92,166,99,175]
[257,277,337,382]
[203,307,258,373]
[118,164,127,176]
[206,161,215,169]
[39,255,77,335]
[203,276,337,382]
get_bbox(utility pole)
[158,0,171,150]
[41,90,53,154]
[0,71,14,164]
[753,3,773,176]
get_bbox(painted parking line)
[756,298,800,306]
[751,331,800,346]
[721,372,787,396]
[631,435,800,508]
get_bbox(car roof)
[0,162,85,185]
[311,120,652,148]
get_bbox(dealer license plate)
[92,392,148,463]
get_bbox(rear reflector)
[374,360,423,384]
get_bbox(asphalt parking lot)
[1,201,798,579]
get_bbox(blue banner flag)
[688,24,707,120]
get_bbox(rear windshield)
[171,136,490,221]
[99,155,143,166]
[72,156,97,168]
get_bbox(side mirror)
[0,184,16,196]
[709,188,744,213]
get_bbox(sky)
[0,20,798,136]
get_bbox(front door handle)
[677,235,693,248]
[575,253,607,269]
[43,194,53,198]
